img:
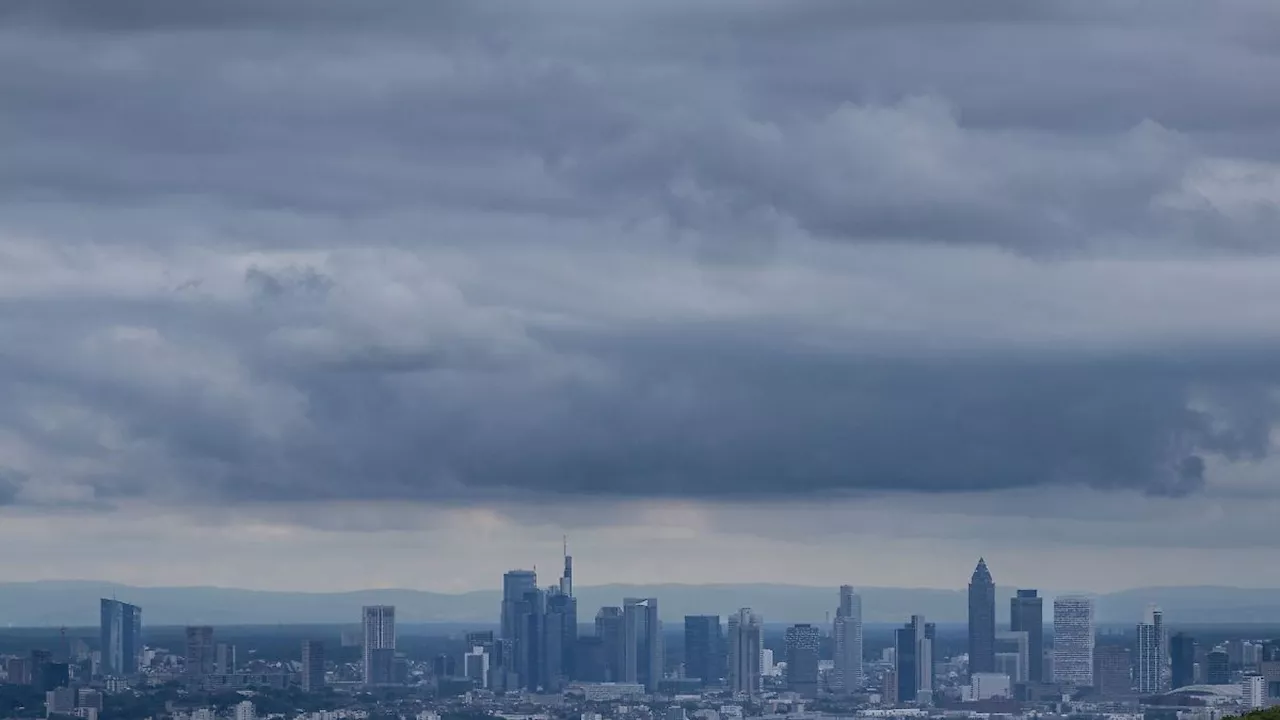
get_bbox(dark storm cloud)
[1,0,1279,509]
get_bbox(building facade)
[622,598,661,692]
[785,624,821,698]
[683,615,723,686]
[833,585,864,692]
[185,627,215,679]
[727,608,762,696]
[301,640,325,692]
[100,600,142,678]
[1135,606,1164,694]
[1052,596,1095,687]
[1009,589,1044,683]
[968,559,996,676]
[361,605,396,686]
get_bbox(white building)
[1052,596,1095,687]
[235,701,256,720]
[1136,605,1164,694]
[833,585,864,691]
[1242,675,1266,709]
[361,605,396,686]
[967,672,1011,700]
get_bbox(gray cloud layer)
[1,0,1279,509]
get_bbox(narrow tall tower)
[560,536,573,597]
[968,558,996,675]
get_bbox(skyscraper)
[623,598,661,692]
[1053,596,1095,687]
[515,587,546,690]
[362,605,396,686]
[99,599,142,677]
[595,607,625,682]
[785,624,821,698]
[1010,589,1044,683]
[683,616,723,686]
[1093,645,1132,698]
[833,585,864,692]
[501,570,537,641]
[546,547,577,685]
[1135,605,1163,694]
[184,626,215,678]
[301,640,325,692]
[968,559,996,676]
[895,615,933,705]
[1170,632,1195,690]
[1207,650,1231,684]
[215,643,236,675]
[727,608,762,696]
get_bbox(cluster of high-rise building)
[16,553,1280,716]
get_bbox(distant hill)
[0,581,1276,627]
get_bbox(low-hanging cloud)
[0,0,1279,511]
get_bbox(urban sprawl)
[6,555,1279,720]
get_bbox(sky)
[2,0,1280,594]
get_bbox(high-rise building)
[785,624,821,698]
[1135,605,1163,694]
[99,599,142,677]
[215,643,237,675]
[995,631,1029,683]
[184,627,215,678]
[1052,596,1094,687]
[1207,650,1231,685]
[623,598,661,692]
[464,645,490,688]
[301,640,325,692]
[1170,633,1195,689]
[727,608,762,696]
[501,570,537,641]
[968,559,996,676]
[234,700,255,720]
[1010,590,1044,683]
[1243,674,1266,708]
[362,605,396,686]
[833,585,863,692]
[895,615,933,705]
[514,588,545,690]
[595,607,625,682]
[546,548,578,686]
[1093,645,1131,698]
[684,616,723,686]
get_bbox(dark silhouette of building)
[1207,650,1230,684]
[29,651,68,692]
[895,615,933,704]
[367,648,395,685]
[301,640,325,692]
[595,606,625,682]
[185,626,215,678]
[433,653,457,677]
[1010,589,1044,683]
[515,588,545,690]
[683,615,723,686]
[1093,645,1132,698]
[500,570,537,642]
[575,636,606,681]
[968,558,996,676]
[100,599,142,677]
[1170,633,1195,689]
[785,624,821,698]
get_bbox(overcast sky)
[2,0,1280,594]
